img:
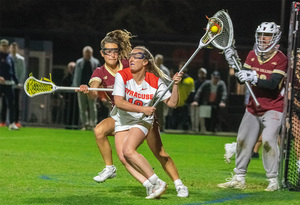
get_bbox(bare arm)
[76,81,99,99]
[114,95,156,116]
[164,72,182,108]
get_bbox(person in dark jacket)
[0,39,19,130]
[190,71,227,132]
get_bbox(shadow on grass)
[25,185,161,205]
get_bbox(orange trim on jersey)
[145,72,159,89]
[118,67,133,84]
[118,67,160,89]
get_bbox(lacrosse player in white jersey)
[111,46,183,199]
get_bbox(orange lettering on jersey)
[125,88,154,100]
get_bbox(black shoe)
[252,152,259,158]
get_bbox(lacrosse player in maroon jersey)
[78,30,188,197]
[218,22,287,191]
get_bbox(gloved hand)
[224,47,242,71]
[236,70,258,85]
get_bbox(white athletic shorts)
[115,120,152,136]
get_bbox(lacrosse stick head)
[210,10,234,50]
[199,14,224,48]
[24,76,56,97]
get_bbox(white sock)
[106,165,114,170]
[236,174,245,181]
[148,174,159,184]
[174,179,183,187]
[143,180,152,188]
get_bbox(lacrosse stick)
[152,11,224,107]
[24,75,113,97]
[210,10,260,107]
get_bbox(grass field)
[1,127,299,205]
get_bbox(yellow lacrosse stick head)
[24,74,56,97]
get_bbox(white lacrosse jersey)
[111,67,171,126]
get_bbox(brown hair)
[101,30,134,60]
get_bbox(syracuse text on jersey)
[125,88,154,100]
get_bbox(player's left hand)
[173,72,183,85]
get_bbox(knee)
[117,153,127,166]
[263,140,276,153]
[122,147,135,160]
[94,124,107,141]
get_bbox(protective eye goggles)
[128,52,145,59]
[102,48,119,55]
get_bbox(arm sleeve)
[155,79,171,102]
[89,68,102,85]
[257,73,284,89]
[112,73,125,97]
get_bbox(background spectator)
[0,39,19,130]
[170,61,194,130]
[72,46,100,130]
[61,61,79,128]
[191,71,227,132]
[190,67,207,132]
[154,54,171,131]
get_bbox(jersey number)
[257,73,267,80]
[128,98,144,106]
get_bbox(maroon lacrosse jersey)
[89,59,129,105]
[244,50,287,116]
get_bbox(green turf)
[0,127,299,205]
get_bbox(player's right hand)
[224,47,241,70]
[143,106,156,116]
[191,101,198,106]
[77,84,89,93]
[0,76,5,84]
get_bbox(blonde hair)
[101,30,134,59]
[133,46,171,83]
